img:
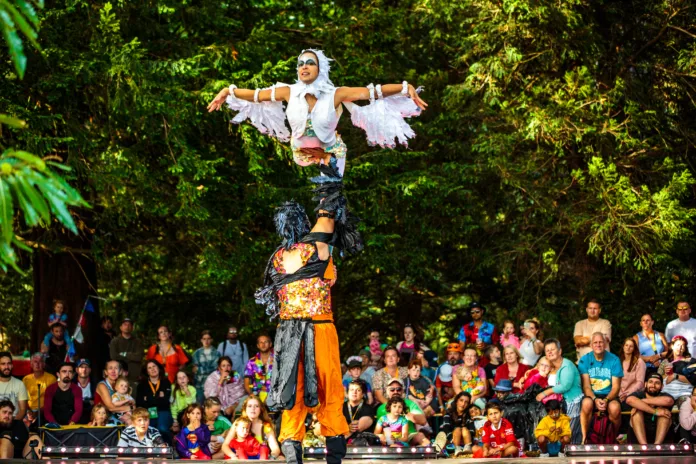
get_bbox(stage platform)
[4,457,695,464]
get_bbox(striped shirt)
[117,426,165,447]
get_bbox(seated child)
[111,376,135,425]
[374,397,409,446]
[175,404,211,460]
[465,398,487,445]
[500,320,520,349]
[117,408,167,447]
[227,417,269,460]
[89,404,110,427]
[472,403,519,458]
[534,399,571,458]
[343,356,373,404]
[405,359,437,417]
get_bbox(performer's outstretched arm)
[207,86,291,112]
[335,84,428,110]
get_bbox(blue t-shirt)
[578,351,624,396]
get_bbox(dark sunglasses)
[471,309,482,314]
[297,58,318,68]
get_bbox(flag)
[85,299,95,313]
[73,316,84,344]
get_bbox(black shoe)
[281,440,304,464]
[326,435,347,464]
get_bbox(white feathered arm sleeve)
[346,84,423,148]
[225,84,291,142]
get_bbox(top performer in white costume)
[207,49,427,176]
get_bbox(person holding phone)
[519,319,544,366]
[203,357,246,417]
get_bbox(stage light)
[570,446,577,451]
[118,448,124,453]
[599,446,605,451]
[89,448,95,452]
[367,448,373,453]
[308,448,314,454]
[104,448,110,453]
[75,448,81,453]
[656,445,661,450]
[670,445,675,450]
[411,447,416,452]
[425,447,432,453]
[352,448,357,453]
[382,448,387,453]
[396,447,402,453]
[613,445,619,451]
[641,445,647,450]
[585,445,591,451]
[46,447,53,452]
[684,445,690,450]
[627,445,633,450]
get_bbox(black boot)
[281,440,304,464]
[326,435,347,464]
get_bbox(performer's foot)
[325,435,347,464]
[281,440,304,464]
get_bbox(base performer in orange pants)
[255,162,362,464]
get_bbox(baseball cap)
[647,372,663,383]
[121,317,133,324]
[470,302,485,312]
[346,356,362,369]
[76,359,91,367]
[423,350,438,367]
[438,364,453,382]
[387,378,405,388]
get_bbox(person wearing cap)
[74,359,96,424]
[343,357,373,404]
[372,347,408,405]
[492,379,513,402]
[109,318,144,385]
[375,378,429,446]
[666,301,696,357]
[657,335,696,403]
[435,342,463,413]
[43,362,82,426]
[21,353,56,415]
[625,373,674,444]
[578,332,624,444]
[342,350,376,387]
[573,299,612,361]
[458,302,499,356]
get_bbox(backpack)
[587,413,618,445]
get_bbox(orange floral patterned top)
[273,243,336,320]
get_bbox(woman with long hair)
[618,338,646,404]
[146,325,189,383]
[658,336,696,406]
[203,356,246,417]
[519,319,544,366]
[95,360,131,423]
[221,395,281,458]
[435,391,472,454]
[135,360,173,443]
[396,324,429,366]
[171,370,197,432]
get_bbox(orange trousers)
[278,314,349,442]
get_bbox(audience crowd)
[3,298,696,459]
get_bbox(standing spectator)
[117,408,167,447]
[365,330,388,367]
[342,380,375,441]
[625,373,674,444]
[618,338,646,403]
[0,352,28,419]
[21,353,56,414]
[483,345,502,391]
[633,313,668,377]
[171,370,197,432]
[371,347,408,405]
[135,360,173,443]
[217,326,249,375]
[40,324,71,375]
[94,316,115,380]
[146,326,189,384]
[396,324,429,365]
[43,362,82,426]
[74,359,95,424]
[453,348,488,402]
[204,356,246,416]
[0,400,43,459]
[243,334,274,403]
[657,335,696,405]
[500,320,520,349]
[536,339,583,444]
[578,333,623,444]
[666,301,696,356]
[535,399,571,457]
[435,391,473,454]
[375,378,430,446]
[519,319,544,366]
[458,302,499,355]
[174,404,211,460]
[192,330,220,403]
[95,360,130,423]
[110,318,144,385]
[493,346,529,394]
[435,342,463,413]
[573,299,612,360]
[678,386,696,444]
[203,397,231,459]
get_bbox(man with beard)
[243,334,274,403]
[43,363,82,426]
[40,324,71,375]
[0,400,43,458]
[74,359,95,423]
[0,352,28,420]
[436,342,463,413]
[375,378,429,446]
[626,373,675,444]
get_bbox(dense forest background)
[1,0,696,359]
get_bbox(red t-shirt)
[481,418,516,448]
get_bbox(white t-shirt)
[0,377,29,417]
[519,339,541,366]
[665,318,696,357]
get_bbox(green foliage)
[2,0,696,357]
[0,0,42,78]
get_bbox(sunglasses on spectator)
[678,306,690,311]
[470,309,482,314]
[229,330,238,334]
[388,388,403,392]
